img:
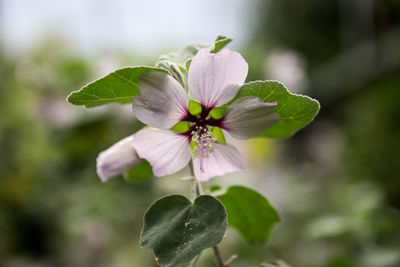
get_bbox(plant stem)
[212,246,225,267]
[189,165,226,267]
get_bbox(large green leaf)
[233,81,320,139]
[216,186,279,244]
[67,66,167,107]
[140,195,227,267]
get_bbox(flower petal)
[192,143,245,181]
[132,129,191,177]
[133,71,189,129]
[223,96,281,140]
[188,48,248,108]
[96,135,142,182]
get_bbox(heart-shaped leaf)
[233,81,320,139]
[140,195,227,267]
[216,186,279,244]
[67,66,167,107]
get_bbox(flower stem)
[189,164,226,267]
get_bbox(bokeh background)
[0,0,399,266]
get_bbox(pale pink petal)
[96,135,142,182]
[133,71,189,129]
[132,129,191,177]
[192,143,245,181]
[188,48,248,108]
[223,96,281,140]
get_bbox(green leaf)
[157,44,208,69]
[140,195,227,267]
[67,66,167,107]
[216,186,279,244]
[233,81,320,139]
[123,161,153,182]
[210,35,233,53]
[156,60,188,90]
[156,36,233,88]
[158,35,232,68]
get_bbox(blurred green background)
[0,0,399,266]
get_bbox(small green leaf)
[171,121,191,133]
[210,35,233,53]
[156,36,233,88]
[67,66,167,107]
[158,44,208,68]
[156,60,188,89]
[233,81,320,139]
[212,127,226,143]
[185,58,193,71]
[216,186,279,244]
[123,161,153,182]
[188,99,202,116]
[209,106,227,119]
[140,195,227,267]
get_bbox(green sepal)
[216,185,280,244]
[171,121,191,133]
[188,99,202,116]
[140,195,227,267]
[212,127,226,143]
[190,139,197,150]
[209,106,227,119]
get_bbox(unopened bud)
[96,135,141,182]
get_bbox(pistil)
[191,126,217,173]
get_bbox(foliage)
[140,195,227,266]
[64,36,320,266]
[234,81,320,138]
[216,186,280,244]
[1,0,400,265]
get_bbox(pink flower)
[131,48,280,181]
[96,135,142,182]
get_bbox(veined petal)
[96,135,142,182]
[132,129,191,177]
[192,143,245,181]
[188,48,248,108]
[133,71,189,129]
[223,96,281,140]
